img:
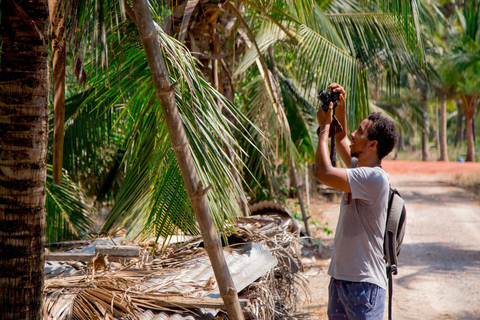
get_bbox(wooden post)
[130,1,244,319]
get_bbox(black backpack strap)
[387,220,398,320]
[388,266,394,320]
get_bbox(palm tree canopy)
[39,0,426,244]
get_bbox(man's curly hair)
[366,112,399,159]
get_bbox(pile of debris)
[44,202,309,319]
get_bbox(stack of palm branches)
[44,211,306,319]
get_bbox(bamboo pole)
[130,1,244,319]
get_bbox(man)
[315,83,399,320]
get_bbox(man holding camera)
[315,83,399,320]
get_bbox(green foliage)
[76,21,253,242]
[311,220,333,235]
[42,0,427,245]
[45,165,95,243]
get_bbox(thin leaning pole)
[130,1,244,319]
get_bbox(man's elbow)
[315,166,329,183]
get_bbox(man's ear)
[369,140,378,150]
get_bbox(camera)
[317,90,341,112]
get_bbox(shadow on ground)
[398,242,480,274]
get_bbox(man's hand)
[327,83,346,110]
[316,102,333,129]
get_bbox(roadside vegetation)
[450,173,480,198]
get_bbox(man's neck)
[357,156,381,168]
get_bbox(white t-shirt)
[327,158,389,289]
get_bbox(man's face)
[350,119,373,158]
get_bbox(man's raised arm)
[327,83,351,167]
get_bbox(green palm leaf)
[75,21,256,243]
[45,165,95,243]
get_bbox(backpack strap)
[388,265,394,320]
[387,229,397,320]
[386,187,401,320]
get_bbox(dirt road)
[301,160,480,320]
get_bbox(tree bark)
[421,91,429,161]
[49,0,66,185]
[439,93,448,161]
[465,115,474,161]
[0,0,49,319]
[455,103,463,147]
[462,95,477,162]
[130,1,244,319]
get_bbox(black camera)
[318,90,341,112]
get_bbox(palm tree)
[0,0,50,319]
[169,0,423,196]
[440,0,480,161]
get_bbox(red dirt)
[382,159,480,175]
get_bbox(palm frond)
[45,165,95,243]
[327,13,418,87]
[79,20,257,243]
[56,90,126,198]
[291,24,370,125]
[370,0,424,63]
[289,1,346,49]
[278,74,317,160]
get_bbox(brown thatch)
[44,213,307,320]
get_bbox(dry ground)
[299,160,480,320]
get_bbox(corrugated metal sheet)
[139,242,277,298]
[137,309,209,320]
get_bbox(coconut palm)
[0,1,49,319]
[440,0,480,161]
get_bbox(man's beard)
[350,149,361,158]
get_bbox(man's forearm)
[333,101,351,166]
[315,124,333,180]
[335,103,348,143]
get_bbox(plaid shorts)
[328,278,386,320]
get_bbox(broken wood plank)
[45,245,141,261]
[95,245,141,257]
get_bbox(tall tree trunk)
[397,133,405,152]
[465,115,474,161]
[439,93,448,161]
[462,95,477,162]
[130,1,244,319]
[0,0,49,319]
[49,0,66,185]
[455,103,463,147]
[421,91,429,161]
